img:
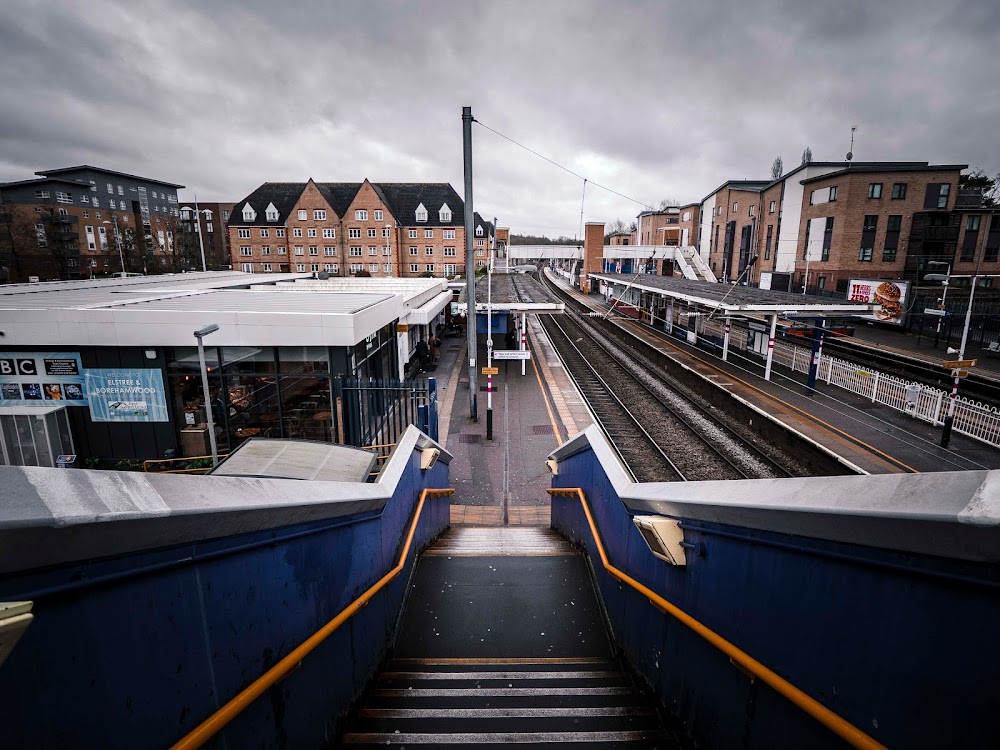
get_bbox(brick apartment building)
[0,165,184,282]
[228,179,493,278]
[699,180,770,282]
[795,164,999,292]
[178,201,235,271]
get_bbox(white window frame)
[374,210,383,221]
[313,209,326,220]
[298,210,307,220]
[443,229,456,239]
[355,209,368,221]
[425,229,433,238]
[349,228,361,238]
[323,228,336,239]
[238,228,251,239]
[409,264,419,272]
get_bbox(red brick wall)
[582,222,605,292]
[795,168,962,289]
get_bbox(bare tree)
[657,198,680,211]
[605,218,629,236]
[0,198,36,282]
[801,146,813,165]
[771,156,784,181]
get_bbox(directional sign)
[942,359,977,369]
[492,350,532,360]
[923,308,948,317]
[481,367,499,375]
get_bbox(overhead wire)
[473,118,656,212]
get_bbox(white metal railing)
[685,314,1000,448]
[769,337,1000,448]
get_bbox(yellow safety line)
[620,319,919,474]
[171,487,454,750]
[531,344,563,444]
[547,487,888,750]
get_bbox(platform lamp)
[194,323,221,467]
[925,260,951,348]
[101,217,126,278]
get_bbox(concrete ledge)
[551,425,1000,563]
[0,425,451,574]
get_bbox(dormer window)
[265,202,279,222]
[415,203,427,222]
[242,203,256,221]
[439,203,452,222]
[180,207,191,220]
[476,225,484,237]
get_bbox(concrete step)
[424,526,576,556]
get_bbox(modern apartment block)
[684,161,997,293]
[794,164,1000,292]
[0,165,184,282]
[228,179,493,278]
[178,201,235,271]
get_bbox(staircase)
[340,527,682,747]
[680,247,717,283]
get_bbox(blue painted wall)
[551,446,1000,749]
[0,454,450,749]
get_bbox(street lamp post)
[102,216,126,277]
[194,324,221,467]
[194,195,207,272]
[926,260,951,348]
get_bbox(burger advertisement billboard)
[846,279,909,326]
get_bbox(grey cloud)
[0,0,997,236]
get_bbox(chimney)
[581,222,605,293]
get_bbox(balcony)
[956,189,987,210]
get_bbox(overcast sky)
[1,0,997,236]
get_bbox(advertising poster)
[85,368,169,422]
[0,352,87,406]
[846,279,909,326]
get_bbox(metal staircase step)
[342,729,669,746]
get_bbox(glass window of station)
[164,326,396,456]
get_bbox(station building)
[0,271,452,466]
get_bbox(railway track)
[515,274,791,482]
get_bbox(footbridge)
[1,427,997,748]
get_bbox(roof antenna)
[846,126,856,167]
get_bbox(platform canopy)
[456,274,564,315]
[590,272,875,317]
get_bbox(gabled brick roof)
[230,181,470,227]
[376,183,465,227]
[233,182,306,226]
[317,183,364,216]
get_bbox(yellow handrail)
[171,487,454,750]
[548,487,887,750]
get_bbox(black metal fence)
[906,290,1000,351]
[335,376,438,448]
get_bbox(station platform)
[432,317,591,526]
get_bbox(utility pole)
[463,106,478,420]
